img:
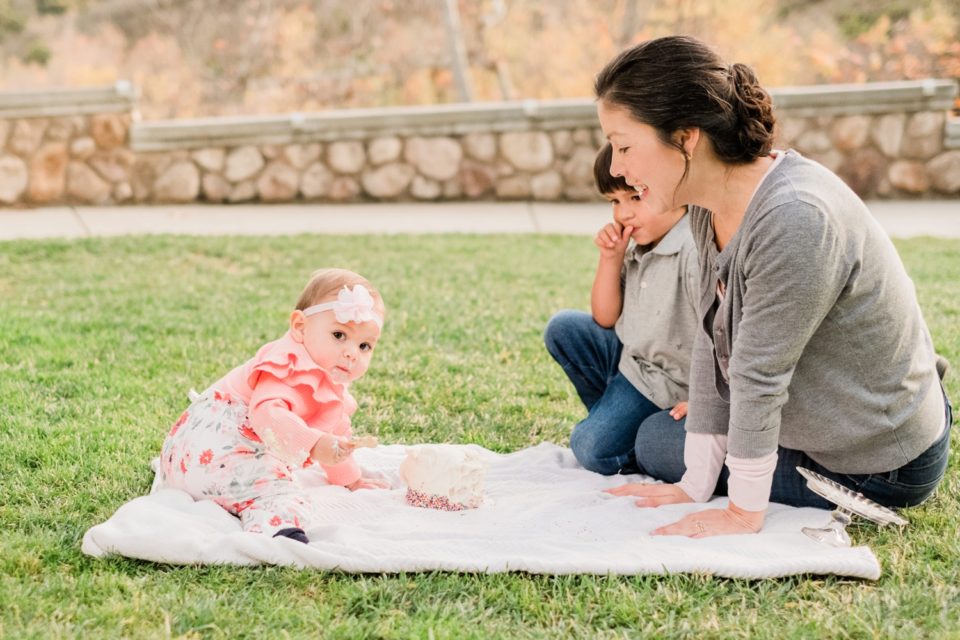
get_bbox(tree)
[443,0,474,102]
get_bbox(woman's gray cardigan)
[685,151,943,474]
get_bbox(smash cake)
[399,445,488,511]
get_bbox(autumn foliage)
[0,0,957,119]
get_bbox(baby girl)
[160,268,386,544]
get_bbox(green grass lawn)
[1,233,957,639]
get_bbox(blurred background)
[1,0,958,119]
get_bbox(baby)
[160,268,386,544]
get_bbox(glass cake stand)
[796,467,908,547]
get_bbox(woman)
[594,35,952,537]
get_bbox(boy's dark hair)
[593,143,632,195]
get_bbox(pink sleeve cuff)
[323,457,362,486]
[675,433,728,502]
[320,419,360,485]
[725,451,778,512]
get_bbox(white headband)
[303,284,383,328]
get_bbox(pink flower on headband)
[303,285,383,327]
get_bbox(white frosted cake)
[399,445,487,511]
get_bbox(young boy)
[543,143,700,475]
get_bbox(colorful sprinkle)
[405,488,476,511]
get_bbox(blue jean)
[544,309,684,475]
[630,385,954,509]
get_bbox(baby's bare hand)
[310,434,352,466]
[350,435,379,449]
[346,476,389,491]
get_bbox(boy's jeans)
[544,309,682,475]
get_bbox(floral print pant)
[160,391,310,537]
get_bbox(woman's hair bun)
[727,63,776,161]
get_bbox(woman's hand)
[594,222,634,261]
[651,503,765,538]
[606,483,766,537]
[346,476,389,491]
[604,483,693,507]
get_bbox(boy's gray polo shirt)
[615,213,700,410]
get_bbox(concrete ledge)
[130,99,601,151]
[129,79,959,152]
[2,79,954,149]
[771,79,957,117]
[0,82,137,118]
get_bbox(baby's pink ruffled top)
[211,331,361,486]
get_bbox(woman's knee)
[634,411,686,482]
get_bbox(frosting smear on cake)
[399,445,487,511]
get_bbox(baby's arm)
[591,222,631,327]
[248,377,323,465]
[248,373,364,485]
[315,441,385,489]
[317,429,383,490]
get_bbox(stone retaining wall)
[0,80,957,207]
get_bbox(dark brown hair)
[593,143,632,195]
[595,35,775,166]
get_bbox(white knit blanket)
[82,443,881,579]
